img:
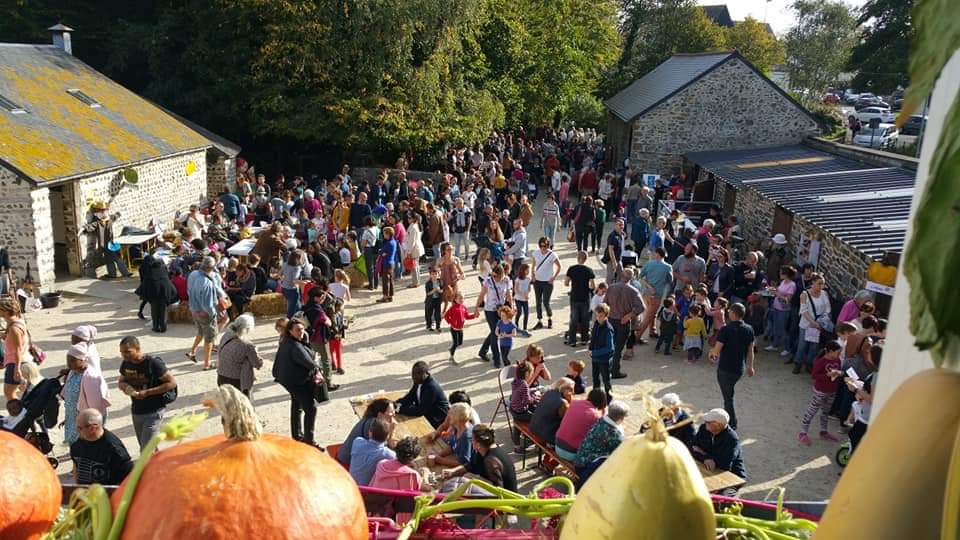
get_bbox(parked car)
[855,98,889,110]
[853,124,899,149]
[858,106,896,124]
[844,93,861,105]
[893,98,903,111]
[822,93,841,105]
[900,115,927,136]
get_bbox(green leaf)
[898,0,960,123]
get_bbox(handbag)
[403,255,416,271]
[566,229,576,243]
[10,321,45,364]
[806,292,834,333]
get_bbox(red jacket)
[444,303,477,330]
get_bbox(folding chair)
[489,364,516,433]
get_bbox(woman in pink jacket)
[62,342,111,444]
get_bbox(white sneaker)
[780,350,791,357]
[450,355,458,365]
[763,345,778,352]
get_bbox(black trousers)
[567,301,590,343]
[479,310,503,366]
[425,298,442,328]
[284,382,317,444]
[849,420,868,452]
[611,319,630,375]
[149,299,168,332]
[717,369,743,430]
[533,281,553,320]
[450,328,464,354]
[592,356,612,394]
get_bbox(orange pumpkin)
[110,386,367,540]
[0,431,61,540]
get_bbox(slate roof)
[702,5,735,27]
[0,43,211,184]
[605,52,735,122]
[685,145,917,259]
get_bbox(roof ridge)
[0,43,58,48]
[671,51,735,57]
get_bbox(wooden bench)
[513,420,579,484]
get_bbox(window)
[66,89,102,108]
[0,95,27,114]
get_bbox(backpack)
[145,355,178,406]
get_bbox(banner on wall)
[642,173,660,187]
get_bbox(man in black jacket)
[691,408,747,495]
[396,361,450,428]
[730,251,764,304]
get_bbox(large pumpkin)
[0,431,61,540]
[110,386,367,540]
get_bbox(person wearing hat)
[691,408,746,489]
[659,393,695,448]
[82,201,130,279]
[766,233,789,279]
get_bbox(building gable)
[0,44,210,185]
[629,56,820,160]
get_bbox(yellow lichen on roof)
[0,47,209,183]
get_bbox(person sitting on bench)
[442,424,517,492]
[690,408,747,494]
[555,388,607,462]
[529,377,574,446]
[574,400,630,484]
[395,361,450,429]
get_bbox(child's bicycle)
[834,440,851,468]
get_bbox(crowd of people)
[0,125,887,510]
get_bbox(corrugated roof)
[0,44,210,184]
[686,145,917,259]
[605,52,735,122]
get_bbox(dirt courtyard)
[20,216,840,503]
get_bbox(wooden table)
[115,232,160,269]
[697,462,746,493]
[227,238,257,259]
[350,390,407,418]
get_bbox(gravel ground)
[18,201,840,502]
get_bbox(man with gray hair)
[186,256,227,369]
[70,408,134,485]
[691,408,747,492]
[603,269,645,379]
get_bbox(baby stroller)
[7,377,62,468]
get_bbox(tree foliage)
[725,17,786,74]
[847,0,914,94]
[0,0,618,156]
[784,0,859,95]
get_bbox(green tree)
[601,0,727,98]
[783,0,858,96]
[725,17,786,73]
[847,0,914,94]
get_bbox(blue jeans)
[452,232,469,259]
[795,338,818,368]
[514,300,529,330]
[282,286,301,318]
[770,309,790,349]
[543,222,557,247]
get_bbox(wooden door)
[723,184,737,215]
[771,205,794,237]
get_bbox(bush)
[563,94,606,130]
[807,103,846,140]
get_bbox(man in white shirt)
[503,218,527,278]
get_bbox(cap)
[772,233,788,245]
[660,393,680,408]
[703,408,730,425]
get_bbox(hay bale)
[167,303,192,324]
[247,293,287,317]
[345,267,366,288]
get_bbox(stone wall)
[790,215,872,300]
[0,167,57,289]
[629,57,820,175]
[606,113,632,169]
[206,151,239,196]
[71,149,208,274]
[710,177,870,300]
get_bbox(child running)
[443,292,477,364]
[798,341,844,446]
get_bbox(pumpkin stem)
[204,385,262,441]
[641,394,668,442]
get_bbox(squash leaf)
[897,0,960,125]
[904,94,960,368]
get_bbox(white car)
[858,106,895,124]
[853,123,899,149]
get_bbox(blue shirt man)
[639,249,673,299]
[349,419,396,486]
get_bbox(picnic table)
[115,232,160,268]
[350,390,449,485]
[227,238,257,258]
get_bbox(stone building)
[605,51,819,175]
[685,140,918,299]
[0,25,235,288]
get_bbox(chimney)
[48,23,74,55]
